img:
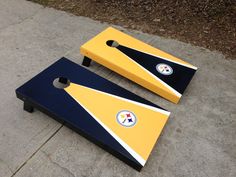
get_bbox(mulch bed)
[29,0,236,59]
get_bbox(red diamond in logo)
[126,113,131,117]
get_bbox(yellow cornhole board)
[80,27,197,103]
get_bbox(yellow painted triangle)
[64,83,169,164]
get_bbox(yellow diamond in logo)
[120,114,125,118]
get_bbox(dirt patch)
[29,0,236,59]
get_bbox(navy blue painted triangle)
[16,58,143,170]
[116,45,196,94]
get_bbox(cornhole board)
[15,58,170,171]
[80,27,197,104]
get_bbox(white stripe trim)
[79,85,170,116]
[127,46,198,70]
[68,94,146,166]
[123,54,182,98]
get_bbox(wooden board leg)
[82,57,92,67]
[23,102,34,113]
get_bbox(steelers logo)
[116,110,137,127]
[156,63,173,75]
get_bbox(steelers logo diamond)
[156,63,173,75]
[116,110,137,127]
